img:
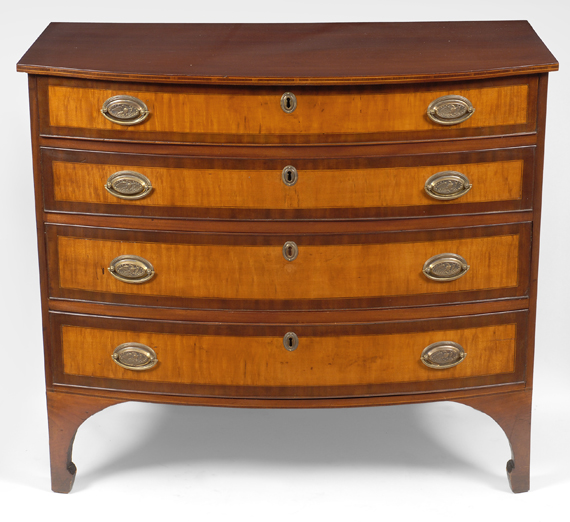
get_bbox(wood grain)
[55,233,520,301]
[61,323,517,387]
[42,145,535,220]
[455,389,532,493]
[17,22,558,84]
[46,391,122,493]
[48,83,529,137]
[51,159,524,210]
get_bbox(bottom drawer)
[50,311,527,398]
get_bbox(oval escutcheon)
[280,92,297,113]
[423,253,470,282]
[283,332,299,352]
[421,341,466,369]
[424,171,472,201]
[427,94,475,125]
[108,255,155,284]
[112,342,158,371]
[105,171,153,200]
[101,94,149,126]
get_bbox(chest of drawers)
[17,21,558,493]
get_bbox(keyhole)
[280,92,297,113]
[282,241,298,261]
[283,332,299,351]
[281,165,298,186]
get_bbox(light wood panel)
[48,83,529,136]
[56,234,520,300]
[61,323,517,387]
[52,159,524,209]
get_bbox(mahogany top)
[17,21,558,85]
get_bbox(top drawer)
[38,76,538,145]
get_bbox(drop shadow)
[73,400,509,492]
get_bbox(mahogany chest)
[17,21,558,493]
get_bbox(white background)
[1,1,569,520]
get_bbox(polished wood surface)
[43,146,535,220]
[50,311,527,398]
[38,76,539,145]
[456,389,532,493]
[19,22,556,493]
[61,322,517,387]
[51,158,524,209]
[17,22,558,84]
[46,391,123,493]
[47,82,530,140]
[48,298,530,324]
[50,226,525,307]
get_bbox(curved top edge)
[17,21,558,85]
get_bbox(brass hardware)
[280,92,297,113]
[283,241,298,262]
[283,332,299,352]
[112,342,158,371]
[427,95,475,125]
[423,253,470,282]
[421,341,466,369]
[101,94,149,126]
[105,171,153,200]
[108,255,155,284]
[425,171,472,200]
[282,165,298,186]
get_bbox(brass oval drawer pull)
[283,241,299,261]
[105,171,153,200]
[423,253,470,282]
[280,92,297,113]
[112,342,158,371]
[421,341,466,369]
[282,165,298,186]
[101,94,149,126]
[108,255,155,284]
[424,171,472,200]
[283,332,299,352]
[427,95,475,125]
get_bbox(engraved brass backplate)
[283,241,299,261]
[112,342,158,371]
[108,255,155,284]
[423,253,470,282]
[105,171,153,200]
[280,92,297,113]
[282,165,298,186]
[421,341,466,369]
[283,332,299,352]
[101,95,149,126]
[425,170,472,200]
[427,95,475,125]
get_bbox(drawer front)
[40,76,537,144]
[47,224,530,310]
[50,311,527,398]
[42,147,534,220]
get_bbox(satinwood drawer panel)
[50,310,527,398]
[42,147,534,220]
[46,224,531,311]
[39,76,537,144]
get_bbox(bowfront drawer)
[42,147,534,220]
[47,223,530,310]
[39,76,537,144]
[50,311,527,398]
